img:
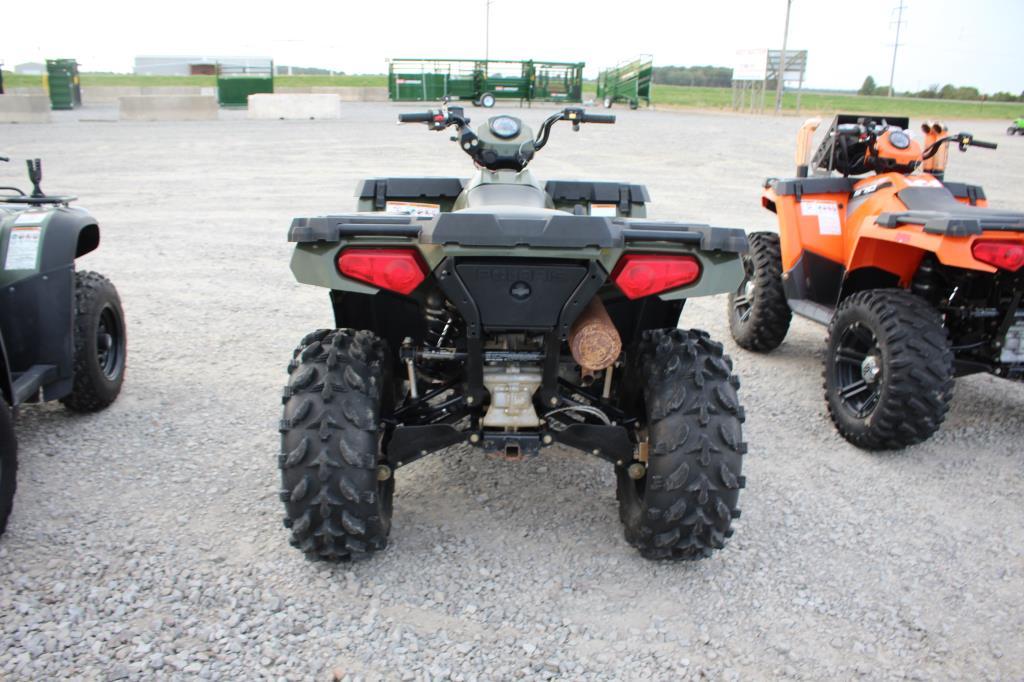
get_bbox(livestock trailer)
[596,56,653,109]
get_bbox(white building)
[14,62,46,75]
[133,56,272,76]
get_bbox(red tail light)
[337,248,428,294]
[971,240,1024,272]
[611,254,701,300]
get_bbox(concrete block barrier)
[0,95,52,123]
[85,87,206,104]
[272,87,387,101]
[81,86,143,103]
[247,93,342,120]
[118,95,219,121]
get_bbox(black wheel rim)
[731,256,756,324]
[833,321,883,419]
[96,304,124,380]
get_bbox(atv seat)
[877,187,1024,236]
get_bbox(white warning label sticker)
[590,203,618,217]
[385,201,441,217]
[5,225,42,270]
[801,200,842,236]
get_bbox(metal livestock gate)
[388,59,584,107]
[596,56,653,109]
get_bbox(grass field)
[649,83,1024,119]
[1,72,386,88]
[4,72,1022,119]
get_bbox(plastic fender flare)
[38,208,100,271]
[850,223,997,278]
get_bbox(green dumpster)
[45,59,83,110]
[217,60,274,107]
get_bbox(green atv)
[1008,118,1024,136]
[281,105,749,561]
[0,157,127,535]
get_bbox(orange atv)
[728,114,1023,449]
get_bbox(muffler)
[569,297,621,373]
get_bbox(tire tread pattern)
[824,289,954,450]
[729,232,792,352]
[279,329,392,561]
[61,271,126,413]
[619,329,746,560]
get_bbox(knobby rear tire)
[618,329,747,560]
[279,329,394,561]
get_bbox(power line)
[888,2,907,97]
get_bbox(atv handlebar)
[963,136,997,150]
[534,108,616,150]
[398,112,435,123]
[922,132,998,158]
[398,106,615,171]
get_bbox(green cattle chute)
[388,59,583,106]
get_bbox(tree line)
[652,66,733,88]
[859,75,1023,102]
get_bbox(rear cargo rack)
[289,215,424,241]
[289,212,748,254]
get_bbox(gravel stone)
[0,104,1020,680]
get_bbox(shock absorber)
[424,293,457,348]
[912,255,940,300]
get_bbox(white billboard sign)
[733,48,768,81]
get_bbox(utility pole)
[888,2,907,97]
[774,0,792,113]
[485,0,495,62]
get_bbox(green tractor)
[280,105,750,562]
[1007,118,1024,136]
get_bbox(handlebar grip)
[582,113,616,124]
[398,112,434,123]
[971,139,998,150]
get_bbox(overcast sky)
[4,0,1020,94]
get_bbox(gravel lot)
[1,103,1022,681]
